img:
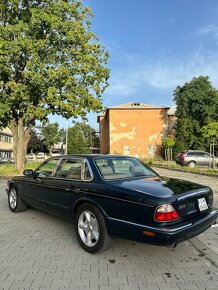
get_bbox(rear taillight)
[181,153,185,161]
[155,204,180,222]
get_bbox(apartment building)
[98,102,175,158]
[0,128,13,158]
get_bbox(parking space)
[0,175,218,290]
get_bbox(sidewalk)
[190,196,218,267]
[0,176,218,289]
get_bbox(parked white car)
[36,152,45,159]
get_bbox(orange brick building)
[97,102,175,158]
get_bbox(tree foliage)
[40,122,64,154]
[201,122,218,169]
[162,137,175,149]
[173,76,218,152]
[67,122,96,154]
[0,0,109,172]
[27,128,45,153]
[201,123,218,141]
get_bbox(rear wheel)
[75,203,110,253]
[188,161,196,168]
[8,186,27,213]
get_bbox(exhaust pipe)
[169,243,177,249]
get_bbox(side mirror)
[23,169,34,176]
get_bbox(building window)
[148,144,155,157]
[0,151,12,159]
[0,134,12,143]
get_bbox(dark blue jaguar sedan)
[7,155,218,253]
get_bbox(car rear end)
[175,151,188,166]
[150,187,217,246]
[106,178,217,247]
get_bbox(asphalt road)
[0,171,218,290]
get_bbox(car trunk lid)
[112,177,213,221]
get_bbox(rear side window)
[55,159,83,180]
[195,152,205,157]
[187,152,196,157]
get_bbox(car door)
[44,158,86,218]
[21,158,60,210]
[197,152,210,167]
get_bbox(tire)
[75,203,110,253]
[8,186,27,213]
[188,161,196,168]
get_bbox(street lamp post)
[65,120,69,154]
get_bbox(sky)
[51,0,218,130]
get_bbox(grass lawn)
[151,162,218,175]
[0,161,42,178]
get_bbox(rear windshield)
[94,157,157,180]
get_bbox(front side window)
[95,157,157,180]
[55,159,83,180]
[35,159,60,178]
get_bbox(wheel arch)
[8,180,18,191]
[72,198,109,221]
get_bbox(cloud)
[105,51,218,99]
[195,24,218,39]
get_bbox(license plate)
[197,198,208,211]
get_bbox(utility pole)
[65,120,69,154]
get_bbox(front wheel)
[8,186,27,213]
[75,203,110,253]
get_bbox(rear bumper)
[107,208,218,246]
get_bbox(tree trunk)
[10,118,31,174]
[49,145,54,156]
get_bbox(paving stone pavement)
[0,171,218,290]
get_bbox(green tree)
[67,122,94,154]
[27,128,45,153]
[0,0,109,172]
[173,76,218,152]
[162,137,175,161]
[162,137,175,149]
[201,122,218,169]
[40,122,64,155]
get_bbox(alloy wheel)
[78,210,99,247]
[9,188,17,209]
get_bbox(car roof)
[187,150,207,153]
[182,150,207,153]
[48,154,136,160]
